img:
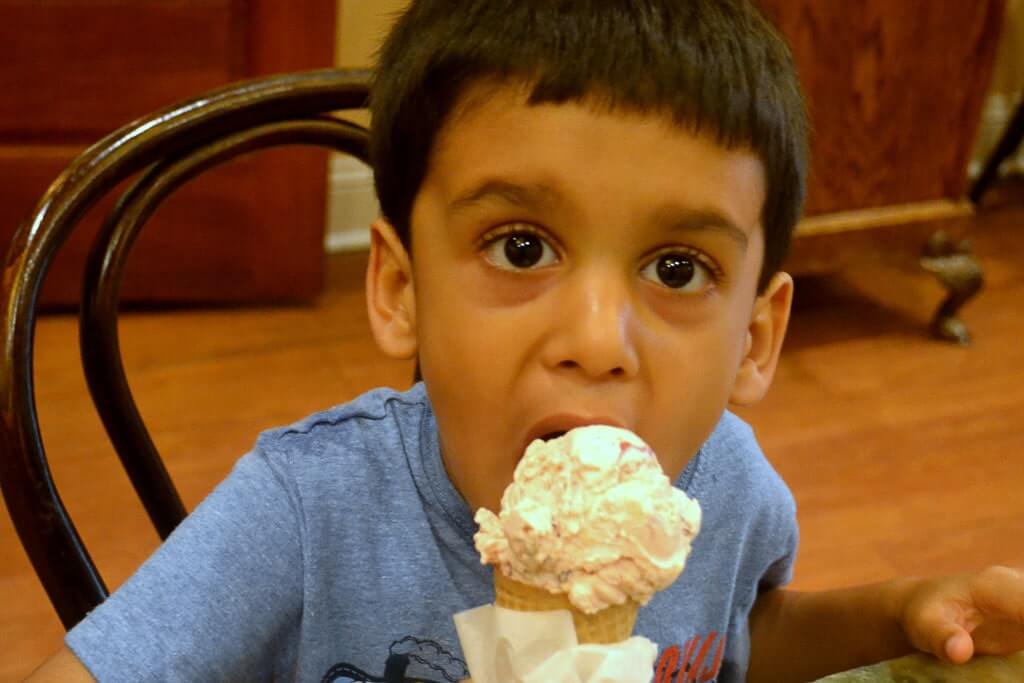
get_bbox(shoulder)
[700,411,792,497]
[249,383,432,486]
[256,383,429,452]
[261,382,428,438]
[686,411,799,588]
[689,410,796,532]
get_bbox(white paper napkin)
[454,604,658,683]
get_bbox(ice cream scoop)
[474,425,701,627]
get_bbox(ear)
[729,272,793,406]
[366,217,418,359]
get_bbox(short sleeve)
[759,522,799,591]
[66,448,304,682]
[757,471,799,592]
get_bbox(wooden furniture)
[758,0,1008,344]
[0,1,337,305]
[0,70,372,630]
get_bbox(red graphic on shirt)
[654,632,726,682]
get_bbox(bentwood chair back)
[0,69,372,630]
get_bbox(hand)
[901,565,1024,664]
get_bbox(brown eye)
[484,230,558,271]
[656,254,695,288]
[640,251,711,292]
[505,234,544,268]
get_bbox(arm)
[748,566,1024,683]
[62,450,304,679]
[25,647,95,682]
[747,581,915,683]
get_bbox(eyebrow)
[449,179,558,215]
[654,205,750,252]
[449,179,751,251]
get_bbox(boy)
[31,0,1024,681]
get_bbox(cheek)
[642,322,749,477]
[644,290,723,329]
[470,269,555,308]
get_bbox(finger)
[943,630,975,665]
[907,598,974,664]
[970,566,1024,623]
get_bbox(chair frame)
[0,68,373,630]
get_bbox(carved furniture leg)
[919,231,985,345]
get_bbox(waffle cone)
[493,572,639,644]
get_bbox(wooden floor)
[3,202,1024,680]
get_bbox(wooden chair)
[0,69,371,631]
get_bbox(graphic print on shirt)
[320,635,469,683]
[654,632,727,683]
[320,631,724,682]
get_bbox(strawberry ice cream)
[474,425,702,615]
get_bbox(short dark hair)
[370,0,809,291]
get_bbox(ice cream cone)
[493,572,639,645]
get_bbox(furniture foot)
[919,231,984,345]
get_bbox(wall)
[325,0,407,252]
[971,0,1024,178]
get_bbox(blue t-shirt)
[67,383,797,682]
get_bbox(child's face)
[368,84,792,514]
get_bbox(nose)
[542,267,640,380]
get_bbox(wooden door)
[0,0,337,305]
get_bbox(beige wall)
[971,0,1024,176]
[327,2,409,251]
[336,0,409,69]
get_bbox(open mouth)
[524,417,626,456]
[539,431,567,442]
